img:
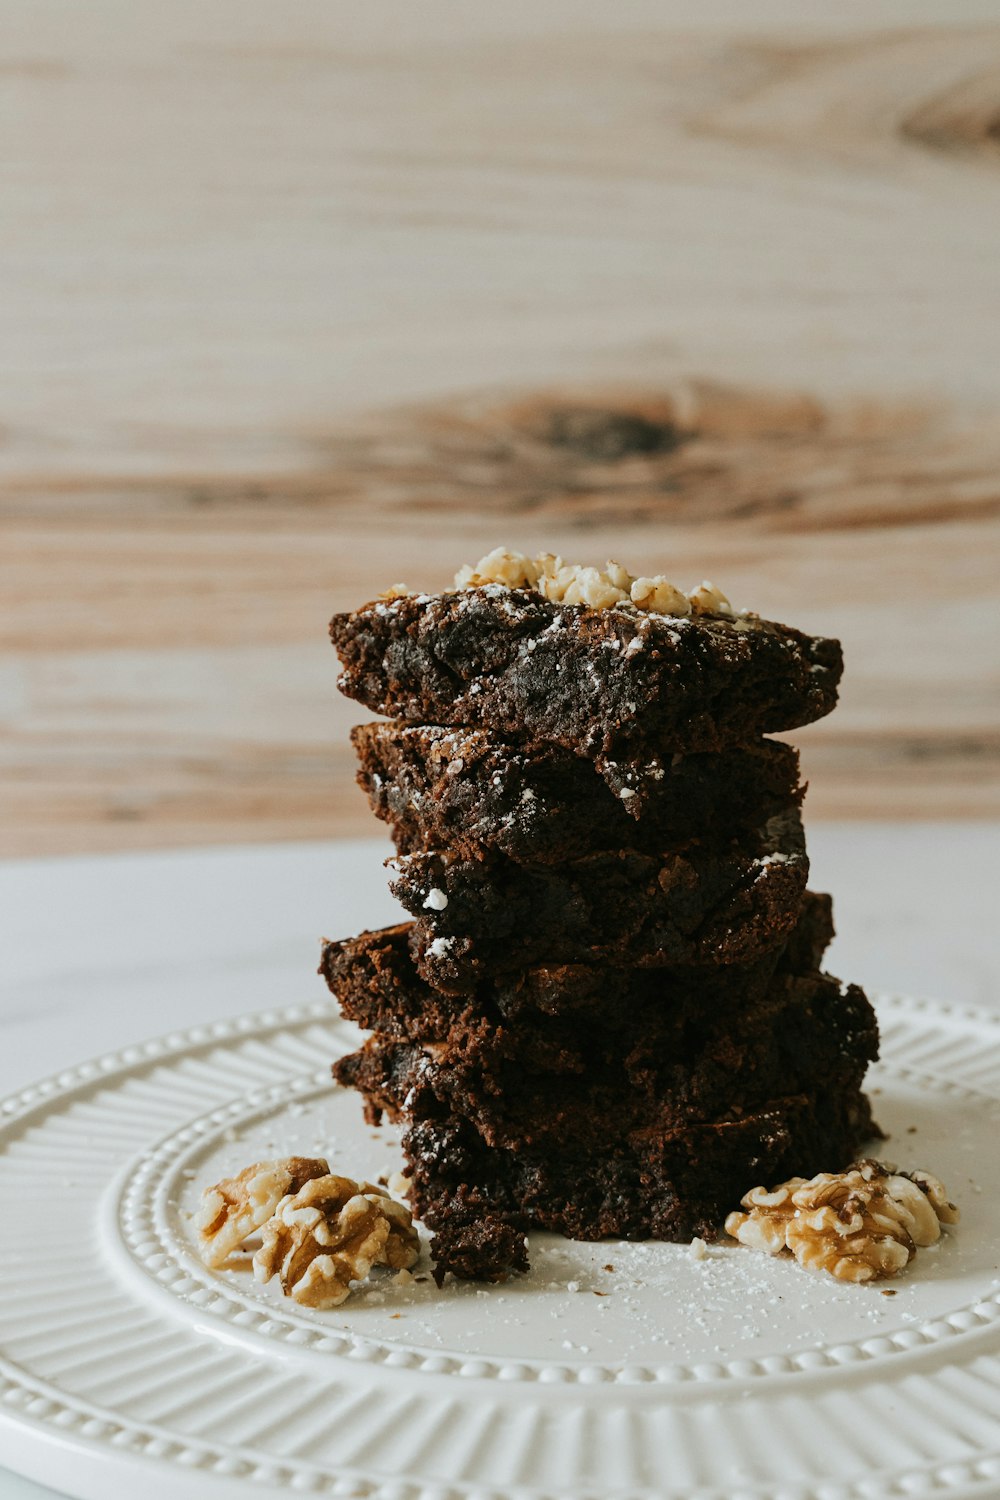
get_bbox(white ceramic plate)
[2,993,999,1500]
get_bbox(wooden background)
[3,1,1000,856]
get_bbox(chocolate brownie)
[323,569,874,1284]
[353,721,802,862]
[779,890,833,975]
[320,891,836,1044]
[330,586,842,766]
[401,1084,877,1263]
[331,970,877,1150]
[391,809,808,988]
[427,1214,530,1286]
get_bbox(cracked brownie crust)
[332,969,878,1151]
[330,587,842,763]
[390,808,808,987]
[320,891,835,1043]
[353,721,802,863]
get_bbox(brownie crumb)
[429,1216,530,1285]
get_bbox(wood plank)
[3,5,999,853]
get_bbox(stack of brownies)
[322,551,878,1282]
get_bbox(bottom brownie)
[406,1083,878,1279]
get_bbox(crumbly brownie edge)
[428,1215,530,1285]
[352,720,803,862]
[330,587,842,759]
[395,808,808,984]
[330,970,878,1151]
[404,1085,878,1272]
[319,891,836,1042]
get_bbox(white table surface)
[2,826,998,1498]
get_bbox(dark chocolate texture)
[353,721,802,862]
[391,809,808,987]
[400,1085,877,1254]
[330,586,842,764]
[332,970,878,1151]
[428,1215,530,1286]
[320,891,835,1043]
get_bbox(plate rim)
[3,989,1000,1500]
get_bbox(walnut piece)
[725,1159,959,1283]
[253,1174,419,1309]
[387,1170,412,1199]
[630,575,692,616]
[452,548,740,618]
[688,580,735,618]
[455,547,541,592]
[197,1156,330,1269]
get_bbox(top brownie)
[330,572,841,762]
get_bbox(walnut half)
[253,1175,419,1309]
[197,1157,330,1268]
[725,1159,959,1283]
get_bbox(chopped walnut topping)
[725,1159,959,1283]
[552,565,629,610]
[455,547,540,592]
[688,580,735,618]
[605,558,632,592]
[452,548,739,618]
[197,1157,330,1269]
[630,576,692,616]
[253,1174,419,1309]
[379,582,411,600]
